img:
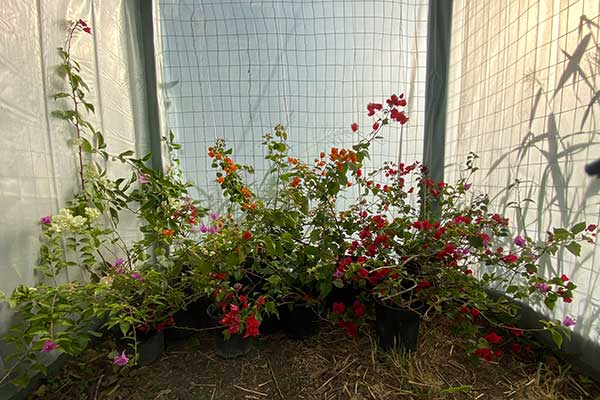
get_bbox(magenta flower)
[138,174,150,184]
[562,315,576,327]
[210,212,219,220]
[113,258,125,267]
[200,224,208,233]
[208,226,218,234]
[464,183,472,190]
[40,216,52,225]
[40,340,58,353]
[116,268,125,275]
[130,272,143,281]
[332,269,344,279]
[113,351,129,366]
[535,282,551,294]
[514,235,526,247]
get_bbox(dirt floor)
[30,318,600,400]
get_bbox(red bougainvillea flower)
[474,347,493,361]
[351,122,359,132]
[41,340,58,353]
[508,325,523,336]
[586,224,597,232]
[503,253,519,264]
[372,121,380,131]
[511,343,522,353]
[470,308,480,318]
[367,103,383,116]
[162,229,174,236]
[332,302,346,314]
[242,231,252,240]
[357,268,369,278]
[257,296,265,310]
[339,320,358,337]
[484,332,503,344]
[560,274,569,282]
[352,300,366,317]
[459,305,470,314]
[290,176,301,188]
[244,315,260,337]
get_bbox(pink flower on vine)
[113,351,129,366]
[138,174,150,184]
[562,315,576,327]
[40,216,52,225]
[130,272,143,281]
[113,258,125,267]
[41,340,58,353]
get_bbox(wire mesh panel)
[156,0,428,205]
[446,0,600,342]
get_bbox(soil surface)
[30,318,599,400]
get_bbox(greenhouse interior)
[1,1,600,399]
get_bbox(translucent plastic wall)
[156,0,428,205]
[446,0,600,345]
[0,0,151,381]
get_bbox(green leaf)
[566,242,581,257]
[551,329,563,348]
[571,222,587,235]
[553,228,570,241]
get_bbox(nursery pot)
[284,302,320,339]
[375,302,422,353]
[259,312,282,335]
[137,330,165,366]
[166,297,210,342]
[325,286,360,308]
[207,305,253,359]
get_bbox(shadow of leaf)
[552,33,592,99]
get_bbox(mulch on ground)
[30,318,599,400]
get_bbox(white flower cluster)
[50,208,88,233]
[83,164,116,191]
[85,207,101,220]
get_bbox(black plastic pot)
[325,286,360,308]
[375,302,421,352]
[284,303,320,339]
[166,298,210,342]
[207,305,253,359]
[259,313,282,334]
[137,330,165,366]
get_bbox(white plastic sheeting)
[156,0,428,204]
[0,0,151,376]
[446,0,600,346]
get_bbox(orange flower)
[162,229,174,237]
[208,150,215,158]
[217,176,225,184]
[320,151,326,158]
[288,156,299,165]
[216,153,222,160]
[241,186,252,199]
[290,176,301,188]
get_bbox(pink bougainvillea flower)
[130,272,143,281]
[484,332,502,344]
[586,224,597,232]
[208,226,218,234]
[200,224,208,233]
[464,183,472,190]
[113,258,124,267]
[41,340,57,353]
[210,212,219,220]
[113,351,129,366]
[562,315,576,327]
[351,122,359,132]
[40,215,52,225]
[513,235,526,247]
[503,253,519,264]
[535,282,551,294]
[116,268,125,275]
[137,174,150,184]
[332,269,344,279]
[332,302,346,314]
